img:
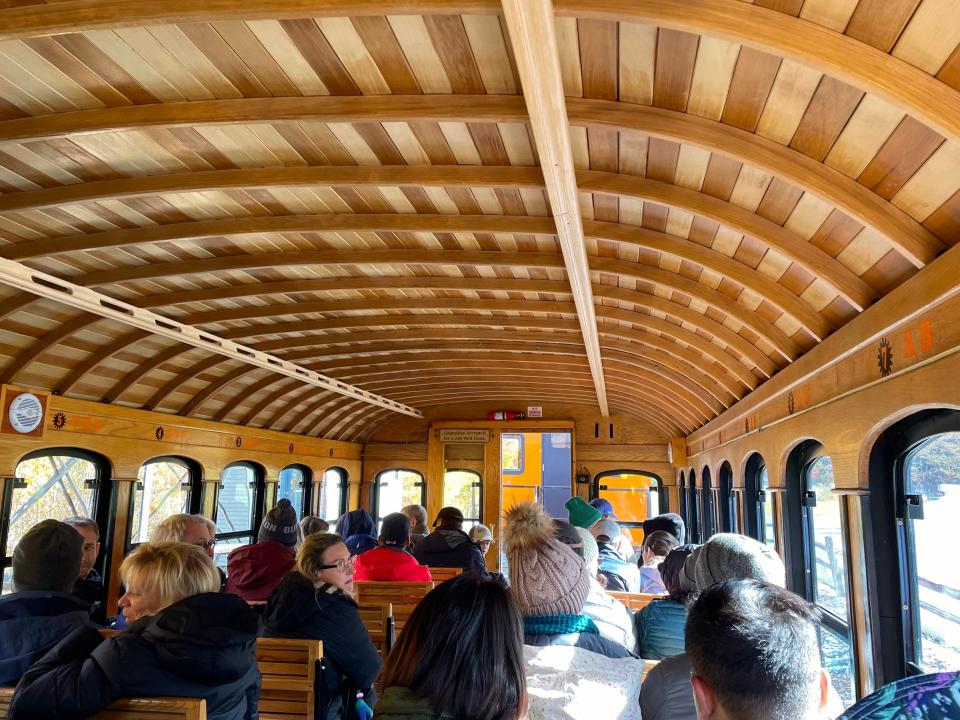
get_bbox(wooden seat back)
[358,602,393,656]
[426,567,462,583]
[355,581,434,639]
[0,688,206,720]
[256,637,323,720]
[608,591,661,612]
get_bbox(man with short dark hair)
[63,516,105,623]
[686,579,829,720]
[354,512,432,581]
[412,506,486,574]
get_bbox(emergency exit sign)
[527,406,543,418]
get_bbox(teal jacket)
[633,598,687,660]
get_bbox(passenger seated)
[301,515,329,538]
[336,508,378,556]
[640,533,786,720]
[400,504,429,549]
[0,520,94,686]
[594,519,641,592]
[565,496,602,530]
[354,512,432,582]
[590,499,636,561]
[152,513,224,590]
[262,533,381,720]
[226,499,297,601]
[643,512,686,544]
[838,670,959,719]
[372,573,526,720]
[634,544,696,659]
[413,506,486,574]
[10,542,260,720]
[505,502,633,659]
[638,530,679,594]
[686,580,831,720]
[469,524,494,557]
[554,520,635,651]
[63,516,106,624]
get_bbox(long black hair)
[380,574,527,720]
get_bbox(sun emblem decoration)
[155,426,165,441]
[235,436,243,448]
[787,391,796,414]
[877,337,893,377]
[52,411,66,430]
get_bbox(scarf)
[523,614,599,636]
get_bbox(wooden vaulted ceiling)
[0,0,957,442]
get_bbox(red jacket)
[226,541,296,601]
[353,547,432,582]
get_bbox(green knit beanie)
[565,496,601,529]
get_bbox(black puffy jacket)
[10,592,261,720]
[0,591,95,686]
[262,572,381,720]
[412,528,486,574]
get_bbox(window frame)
[678,470,687,521]
[372,467,425,526]
[744,453,767,542]
[688,469,701,543]
[718,461,736,533]
[443,467,483,526]
[592,469,665,528]
[128,455,202,550]
[1,448,112,591]
[278,463,312,519]
[701,466,717,540]
[319,466,349,522]
[501,434,525,475]
[213,461,266,546]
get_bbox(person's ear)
[691,675,717,719]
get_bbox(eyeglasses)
[193,539,216,550]
[318,557,355,573]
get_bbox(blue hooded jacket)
[336,509,377,556]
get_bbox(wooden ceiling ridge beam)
[586,220,832,340]
[258,329,587,354]
[502,0,608,415]
[556,0,960,149]
[567,99,944,268]
[578,170,876,311]
[0,257,422,417]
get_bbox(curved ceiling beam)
[240,378,309,427]
[0,95,526,145]
[556,0,960,148]
[578,171,876,311]
[179,364,262,417]
[57,329,151,395]
[105,343,197,404]
[587,220,832,340]
[0,314,101,385]
[147,355,230,412]
[0,165,544,215]
[567,99,944,268]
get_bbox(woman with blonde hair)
[10,542,260,720]
[263,532,381,720]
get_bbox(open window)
[374,469,425,529]
[129,456,201,547]
[213,462,265,569]
[443,468,482,533]
[2,449,110,594]
[745,453,775,547]
[319,467,348,523]
[700,466,716,540]
[278,464,311,518]
[688,469,700,543]
[718,461,737,533]
[592,470,663,530]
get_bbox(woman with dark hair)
[263,533,381,720]
[633,544,697,659]
[373,574,527,720]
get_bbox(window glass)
[375,469,424,527]
[905,432,960,672]
[701,471,716,540]
[6,454,98,558]
[596,472,660,525]
[444,469,482,532]
[719,465,737,533]
[214,465,256,568]
[760,465,776,549]
[278,466,305,516]
[805,455,855,707]
[502,435,522,473]
[679,473,687,519]
[130,460,192,545]
[319,468,346,523]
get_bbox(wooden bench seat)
[256,637,323,720]
[0,688,206,720]
[426,567,463,583]
[608,591,661,612]
[355,581,433,639]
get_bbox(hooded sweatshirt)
[412,527,486,574]
[9,592,260,720]
[226,540,295,601]
[262,572,381,720]
[354,547,432,582]
[0,591,95,686]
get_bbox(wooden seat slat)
[0,689,206,720]
[427,567,462,582]
[256,637,322,720]
[258,661,311,676]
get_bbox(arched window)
[679,471,687,521]
[744,453,772,544]
[786,442,856,706]
[443,469,482,532]
[2,449,109,594]
[717,461,737,533]
[213,462,265,568]
[700,466,716,540]
[319,467,348,523]
[593,470,663,530]
[129,456,202,546]
[374,469,425,528]
[688,469,700,543]
[278,464,311,517]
